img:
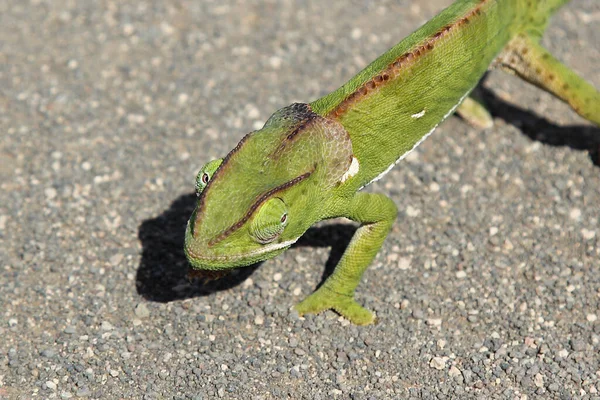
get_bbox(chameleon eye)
[251,198,288,244]
[195,158,223,196]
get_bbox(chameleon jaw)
[184,237,298,271]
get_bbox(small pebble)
[558,349,569,358]
[448,366,461,378]
[587,314,597,322]
[45,187,57,200]
[40,349,56,358]
[581,229,596,240]
[397,257,411,270]
[430,357,446,370]
[135,303,150,319]
[427,318,442,327]
[101,321,114,331]
[269,56,282,69]
[64,326,76,334]
[178,93,189,105]
[534,373,544,388]
[569,208,582,220]
[406,206,420,217]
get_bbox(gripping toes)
[294,286,376,325]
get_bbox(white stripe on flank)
[411,109,426,119]
[362,90,471,189]
[340,157,360,182]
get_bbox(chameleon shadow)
[136,193,261,303]
[136,193,358,302]
[477,86,600,166]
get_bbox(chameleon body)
[185,0,600,325]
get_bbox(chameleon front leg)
[498,33,600,126]
[295,192,397,325]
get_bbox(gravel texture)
[1,0,599,399]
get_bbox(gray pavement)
[1,0,599,399]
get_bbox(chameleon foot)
[456,96,494,129]
[294,286,376,325]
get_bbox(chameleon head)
[184,103,351,271]
[183,154,313,270]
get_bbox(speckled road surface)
[1,1,599,399]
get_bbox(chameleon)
[184,0,600,325]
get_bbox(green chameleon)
[184,0,600,325]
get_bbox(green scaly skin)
[185,0,600,325]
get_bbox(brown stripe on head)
[208,170,313,246]
[268,104,321,160]
[270,115,319,159]
[194,132,252,232]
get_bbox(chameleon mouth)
[184,208,298,269]
[184,238,298,269]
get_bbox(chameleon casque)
[185,0,600,325]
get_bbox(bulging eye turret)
[250,197,289,244]
[195,159,223,196]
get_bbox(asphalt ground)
[1,0,599,399]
